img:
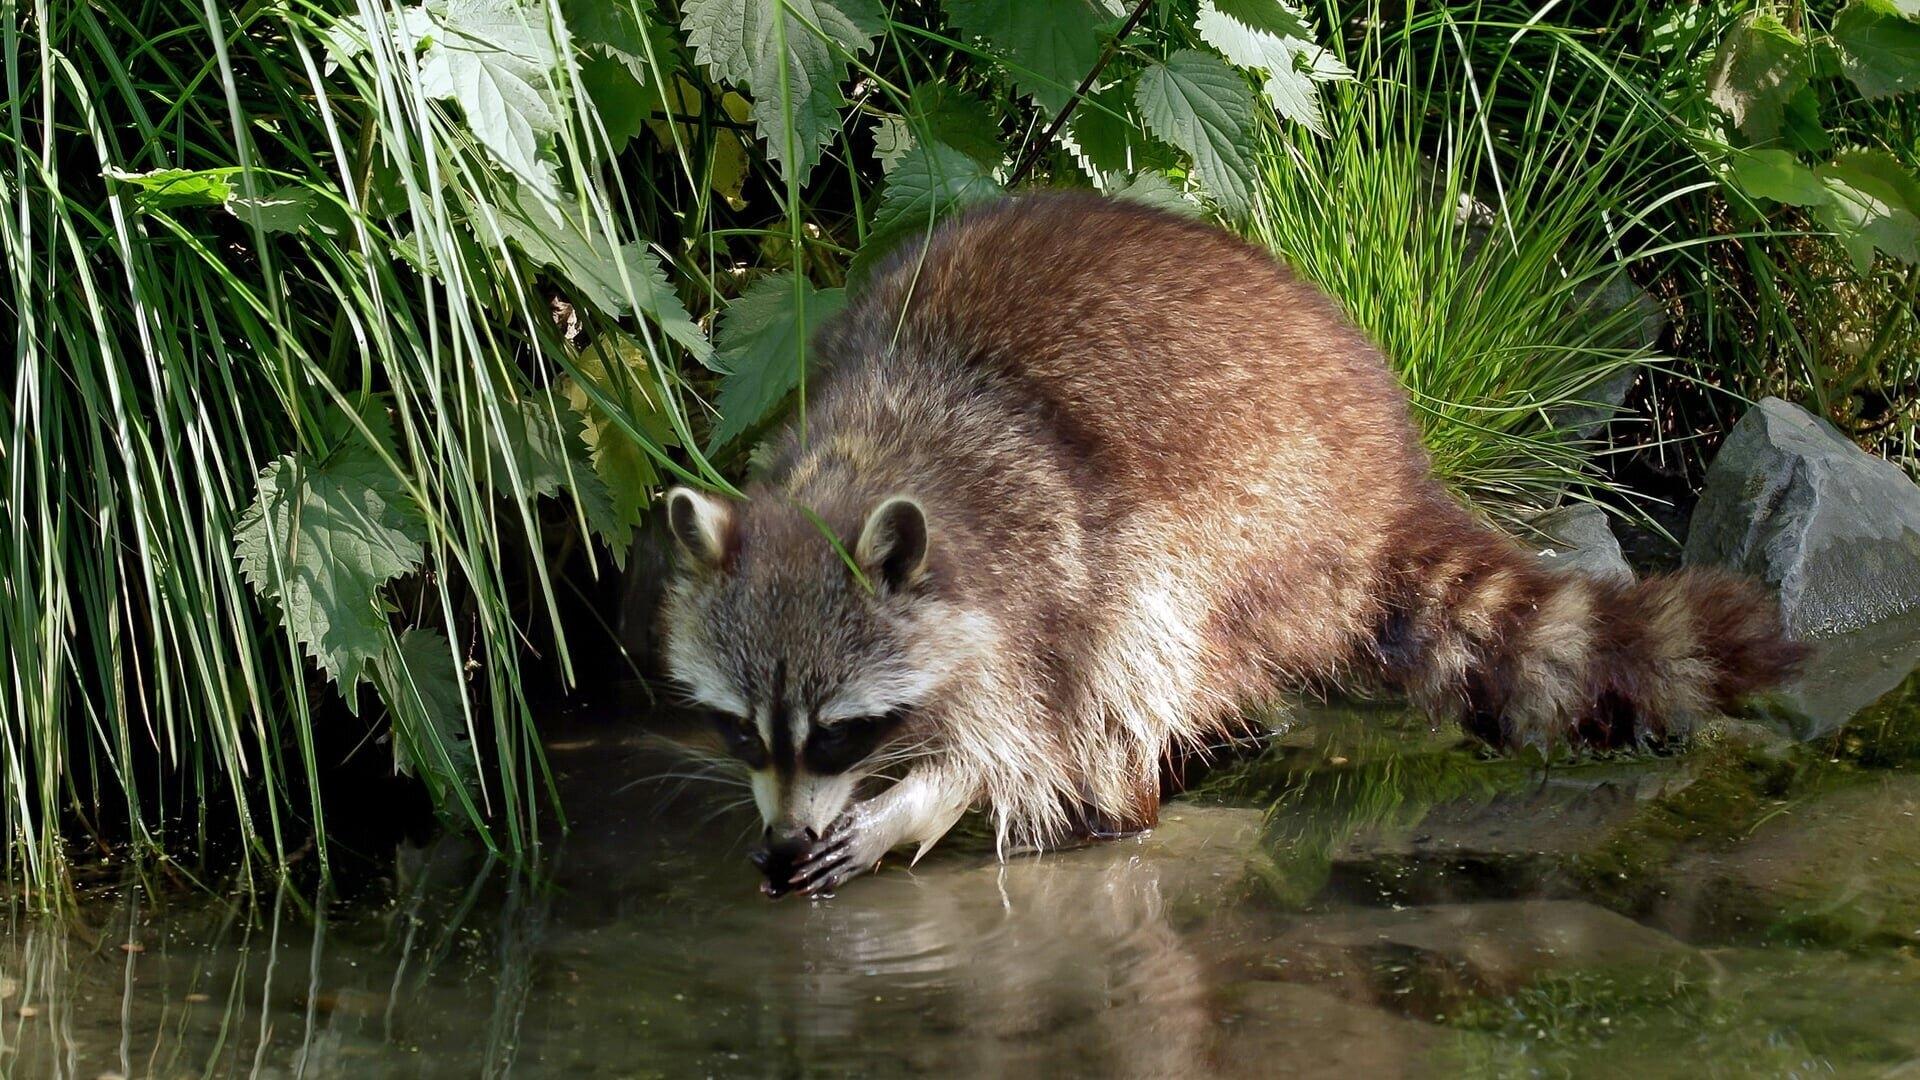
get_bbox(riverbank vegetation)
[3,0,1916,903]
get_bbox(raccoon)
[659,192,1805,897]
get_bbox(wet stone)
[1531,504,1634,582]
[1210,980,1444,1079]
[1655,774,1920,946]
[1269,900,1696,994]
[1685,396,1920,638]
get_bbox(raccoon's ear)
[856,496,929,591]
[666,486,737,571]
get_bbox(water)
[4,626,1920,1078]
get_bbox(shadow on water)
[4,626,1920,1078]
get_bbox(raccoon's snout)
[754,826,819,896]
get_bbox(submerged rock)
[1656,775,1920,946]
[1272,900,1695,990]
[1530,504,1633,582]
[1684,397,1920,637]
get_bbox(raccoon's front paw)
[789,804,889,898]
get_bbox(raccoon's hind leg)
[789,765,976,896]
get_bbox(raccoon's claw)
[789,832,861,897]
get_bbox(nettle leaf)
[1814,149,1920,272]
[1065,84,1150,179]
[561,0,659,74]
[708,274,848,452]
[234,444,427,688]
[941,0,1117,113]
[484,189,710,359]
[1195,0,1349,137]
[1726,148,1828,206]
[104,166,241,210]
[1833,0,1920,100]
[562,332,681,534]
[579,54,650,152]
[493,397,634,553]
[1136,49,1260,220]
[855,138,1005,277]
[421,0,566,196]
[1111,170,1199,215]
[681,0,885,186]
[868,85,1004,174]
[1705,13,1809,144]
[226,186,319,233]
[374,628,479,820]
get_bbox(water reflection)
[3,658,1919,1077]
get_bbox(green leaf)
[485,189,710,360]
[1136,49,1260,219]
[1065,84,1150,179]
[708,274,848,451]
[562,333,681,534]
[234,445,427,687]
[374,628,479,821]
[1195,0,1348,136]
[855,138,1005,278]
[225,186,318,233]
[416,0,566,197]
[493,397,634,553]
[908,83,1005,168]
[1726,148,1829,206]
[681,0,885,186]
[1110,170,1199,215]
[941,0,1116,113]
[1813,149,1920,271]
[871,112,915,172]
[1705,13,1810,144]
[1833,0,1920,100]
[579,54,650,152]
[104,166,240,210]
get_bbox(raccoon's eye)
[707,711,767,768]
[804,708,907,775]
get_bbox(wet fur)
[659,193,1806,863]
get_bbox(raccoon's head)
[658,485,976,876]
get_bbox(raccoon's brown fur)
[659,192,1806,889]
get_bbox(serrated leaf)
[1705,13,1809,144]
[941,0,1116,113]
[226,186,317,233]
[708,274,848,451]
[1833,0,1920,100]
[562,333,680,535]
[682,0,884,186]
[234,446,427,687]
[484,189,710,359]
[1196,0,1348,136]
[1111,170,1199,215]
[104,167,240,210]
[579,54,650,152]
[1726,148,1829,206]
[493,397,634,553]
[413,0,565,196]
[871,112,915,172]
[908,83,1004,167]
[855,138,1005,278]
[561,0,657,73]
[1065,85,1148,179]
[1813,149,1920,271]
[374,628,479,821]
[1136,49,1260,219]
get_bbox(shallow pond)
[5,618,1920,1078]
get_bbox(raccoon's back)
[812,194,1424,498]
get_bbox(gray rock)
[1274,900,1695,989]
[1531,503,1634,582]
[1684,397,1920,638]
